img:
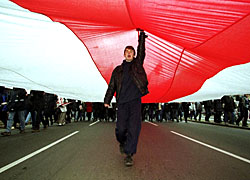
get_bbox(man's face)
[124,48,135,62]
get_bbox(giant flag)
[1,0,250,102]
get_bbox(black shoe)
[1,132,11,136]
[124,154,133,167]
[119,144,125,154]
[31,129,40,133]
[19,130,25,134]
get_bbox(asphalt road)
[0,121,250,180]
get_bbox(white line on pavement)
[145,120,159,126]
[0,131,79,174]
[171,131,250,164]
[89,120,100,127]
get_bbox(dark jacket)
[214,99,223,112]
[221,96,235,112]
[44,93,57,114]
[7,88,26,112]
[30,90,45,111]
[104,31,149,105]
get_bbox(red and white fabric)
[0,0,250,102]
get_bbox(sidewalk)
[188,115,250,130]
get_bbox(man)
[214,99,223,123]
[30,90,45,132]
[104,29,148,167]
[0,86,8,128]
[222,95,236,124]
[203,100,213,122]
[236,95,249,127]
[1,88,26,136]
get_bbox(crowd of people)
[0,86,249,136]
[142,95,249,127]
[0,86,119,136]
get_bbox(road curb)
[188,120,250,130]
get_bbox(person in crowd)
[141,103,147,121]
[85,102,93,121]
[236,95,249,127]
[80,101,86,121]
[214,99,223,123]
[182,102,190,123]
[177,103,183,122]
[170,103,179,122]
[44,93,57,126]
[104,29,148,166]
[222,95,236,124]
[0,86,8,128]
[65,99,73,124]
[95,102,106,122]
[195,102,202,121]
[75,100,80,121]
[71,100,78,122]
[189,102,196,121]
[148,103,156,122]
[57,97,67,126]
[93,102,100,121]
[164,103,171,121]
[155,103,161,122]
[159,103,166,122]
[30,90,46,132]
[203,100,212,122]
[1,88,27,136]
[25,92,35,126]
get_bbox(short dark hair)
[124,46,135,56]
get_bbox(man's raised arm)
[136,29,148,65]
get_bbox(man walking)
[104,29,148,166]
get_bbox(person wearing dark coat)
[44,93,57,126]
[30,90,45,132]
[0,86,8,128]
[170,103,179,122]
[203,100,213,122]
[221,95,236,124]
[104,30,148,167]
[182,102,190,123]
[195,102,202,121]
[1,88,27,136]
[236,95,249,127]
[214,99,223,123]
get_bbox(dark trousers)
[116,98,142,155]
[0,111,8,128]
[44,112,53,126]
[224,111,234,124]
[184,110,189,122]
[214,111,222,123]
[33,109,46,129]
[195,110,202,121]
[31,111,37,129]
[205,108,211,121]
[237,109,248,126]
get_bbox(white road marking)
[145,120,159,126]
[0,131,79,174]
[89,120,100,127]
[171,131,250,164]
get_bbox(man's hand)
[136,28,148,38]
[136,28,144,32]
[104,103,110,108]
